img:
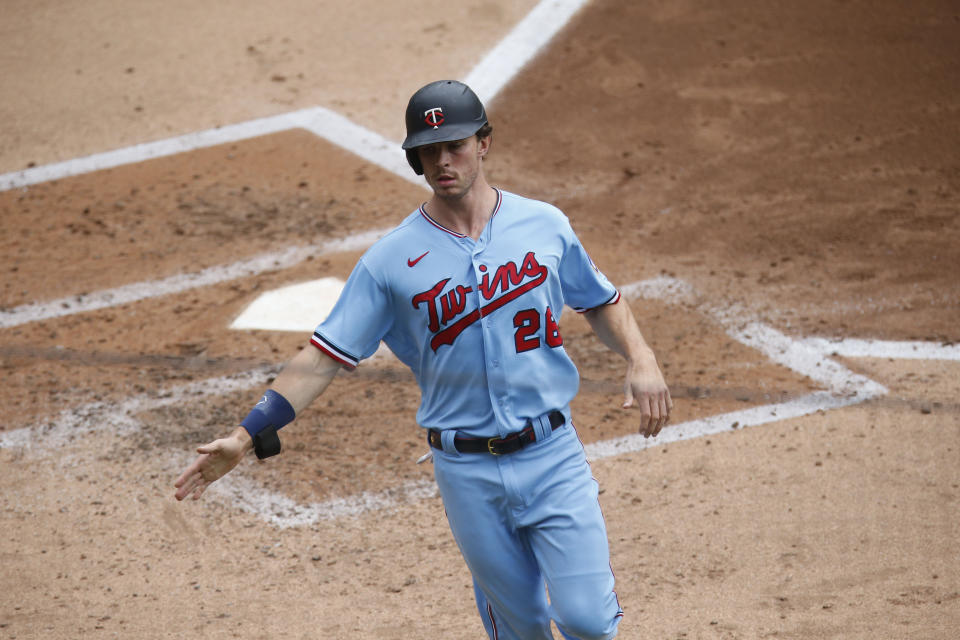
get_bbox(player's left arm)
[583,299,672,438]
[173,345,342,501]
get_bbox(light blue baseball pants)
[432,420,623,640]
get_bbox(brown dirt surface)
[2,1,958,639]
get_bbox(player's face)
[418,135,490,200]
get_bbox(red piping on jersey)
[418,188,502,237]
[572,419,625,626]
[574,289,621,314]
[310,335,358,370]
[486,603,499,639]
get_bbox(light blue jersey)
[311,189,619,437]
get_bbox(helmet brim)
[401,121,486,150]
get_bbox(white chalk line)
[583,275,893,462]
[624,278,887,397]
[208,474,439,529]
[464,0,590,105]
[0,0,588,192]
[584,391,861,461]
[0,366,276,450]
[0,107,420,192]
[622,276,960,365]
[8,273,953,528]
[801,337,960,361]
[0,228,390,329]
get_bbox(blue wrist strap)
[241,389,296,438]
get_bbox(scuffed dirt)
[1,1,958,638]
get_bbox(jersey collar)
[419,188,502,238]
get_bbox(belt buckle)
[487,437,502,455]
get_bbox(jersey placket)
[470,224,516,437]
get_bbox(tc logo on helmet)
[424,107,444,128]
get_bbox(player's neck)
[426,178,497,240]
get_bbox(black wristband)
[253,426,282,459]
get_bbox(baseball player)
[175,80,672,640]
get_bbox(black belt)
[427,411,565,456]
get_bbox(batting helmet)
[402,80,488,175]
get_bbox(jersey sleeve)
[310,259,393,370]
[557,222,620,312]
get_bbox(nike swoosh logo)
[407,251,429,267]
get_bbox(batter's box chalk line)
[0,228,392,329]
[0,0,593,193]
[8,274,956,529]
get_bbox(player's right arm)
[173,346,341,501]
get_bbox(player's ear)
[477,134,492,158]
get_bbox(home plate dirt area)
[1,1,958,638]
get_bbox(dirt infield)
[2,1,958,638]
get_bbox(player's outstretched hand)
[174,427,252,501]
[623,355,673,438]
